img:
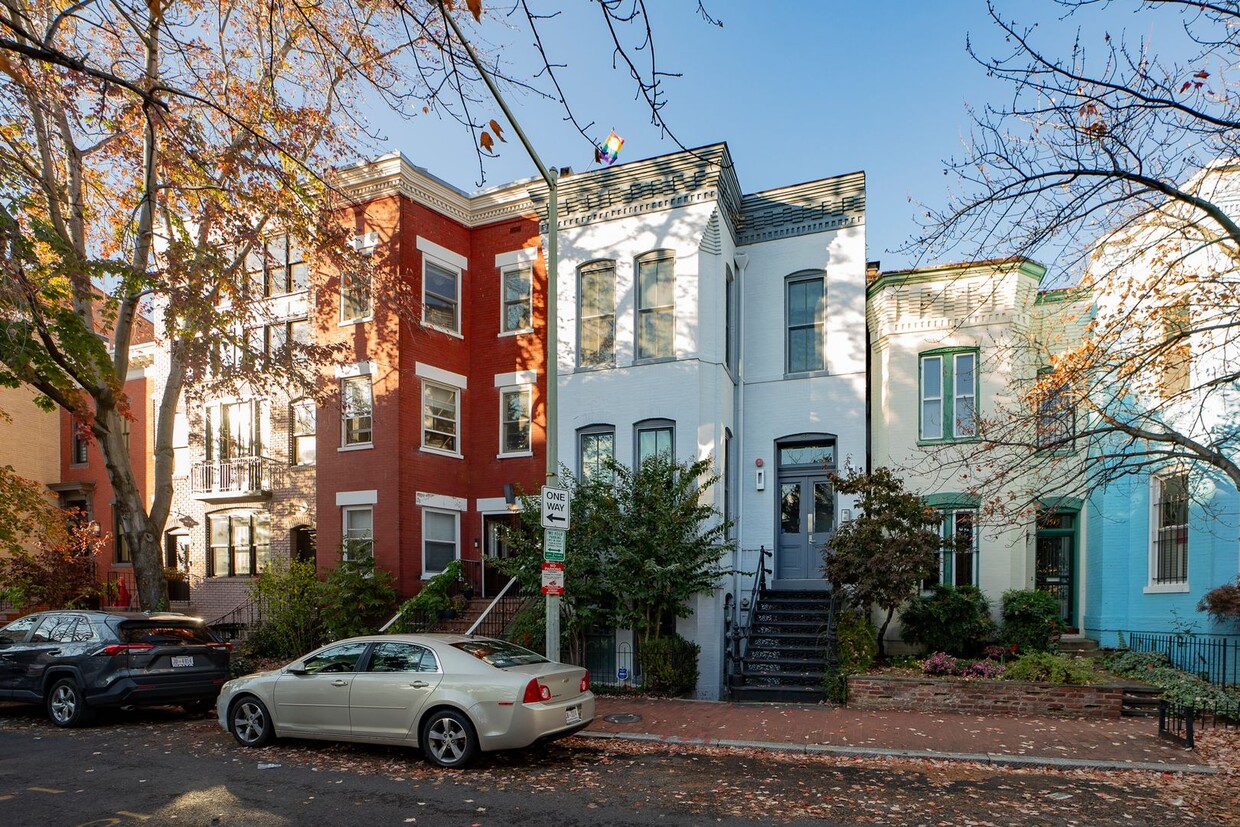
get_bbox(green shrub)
[321,554,397,640]
[899,584,996,657]
[1103,650,1240,714]
[639,634,700,696]
[1002,651,1097,685]
[504,601,547,654]
[823,606,876,703]
[249,558,327,660]
[1000,589,1062,654]
[394,560,463,632]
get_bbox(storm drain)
[603,713,643,724]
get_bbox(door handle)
[45,650,60,657]
[409,681,430,688]
[331,679,348,687]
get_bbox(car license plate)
[565,706,580,725]
[171,656,194,668]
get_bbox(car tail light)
[580,674,590,693]
[100,643,155,656]
[522,678,552,703]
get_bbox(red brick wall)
[846,676,1124,719]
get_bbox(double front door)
[776,474,834,584]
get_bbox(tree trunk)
[875,606,895,663]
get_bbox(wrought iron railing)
[1124,630,1239,689]
[209,597,258,641]
[724,546,771,692]
[190,456,279,495]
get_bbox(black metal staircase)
[728,588,843,703]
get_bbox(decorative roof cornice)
[738,171,866,246]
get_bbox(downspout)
[733,252,749,601]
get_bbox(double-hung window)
[925,508,977,589]
[71,420,88,465]
[578,261,616,367]
[578,425,615,480]
[636,252,674,360]
[422,382,459,455]
[1036,371,1075,450]
[422,509,458,575]
[341,376,373,447]
[1151,472,1189,586]
[499,386,532,455]
[786,273,825,373]
[920,350,978,440]
[635,419,674,466]
[290,399,316,465]
[424,260,460,333]
[343,506,374,561]
[501,265,532,333]
[205,400,261,461]
[207,512,271,576]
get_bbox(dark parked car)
[0,610,230,726]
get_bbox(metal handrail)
[725,546,771,691]
[466,575,519,635]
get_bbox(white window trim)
[418,237,466,337]
[494,370,537,387]
[336,489,378,507]
[495,248,538,269]
[339,236,374,326]
[499,263,534,336]
[416,362,468,389]
[1145,473,1191,593]
[497,384,534,459]
[341,505,374,562]
[420,380,461,459]
[421,507,460,578]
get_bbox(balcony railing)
[190,456,279,500]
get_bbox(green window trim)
[918,348,979,442]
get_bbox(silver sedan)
[217,634,595,768]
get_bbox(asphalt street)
[0,702,1230,826]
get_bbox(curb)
[578,731,1219,775]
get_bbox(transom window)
[341,376,373,447]
[578,260,616,367]
[786,273,825,373]
[1151,472,1189,585]
[636,252,674,360]
[502,265,532,333]
[208,511,271,576]
[920,350,978,440]
[422,382,459,455]
[499,386,531,455]
[424,260,460,333]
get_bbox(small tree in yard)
[823,467,941,661]
[0,516,106,610]
[501,455,733,662]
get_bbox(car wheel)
[47,678,93,728]
[229,696,274,747]
[421,709,479,769]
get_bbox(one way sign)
[541,485,571,530]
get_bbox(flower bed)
[846,674,1125,718]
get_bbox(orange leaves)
[443,0,483,23]
[478,118,505,154]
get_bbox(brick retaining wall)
[846,675,1124,718]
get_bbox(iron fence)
[1124,630,1239,690]
[585,637,636,691]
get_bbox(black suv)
[0,610,230,726]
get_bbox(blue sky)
[363,1,1194,271]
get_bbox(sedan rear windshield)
[451,639,548,668]
[120,623,216,645]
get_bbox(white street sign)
[541,485,571,530]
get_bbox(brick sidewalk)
[584,696,1209,769]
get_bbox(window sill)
[339,315,373,327]
[420,446,463,460]
[338,443,374,453]
[422,322,464,339]
[573,362,617,373]
[1143,583,1190,594]
[633,355,679,366]
[497,450,533,459]
[783,368,830,379]
[498,328,534,338]
[916,437,980,446]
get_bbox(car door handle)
[409,681,430,688]
[331,679,348,687]
[44,650,60,657]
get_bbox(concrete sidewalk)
[582,696,1217,773]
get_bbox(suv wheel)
[47,678,93,727]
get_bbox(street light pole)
[439,8,561,661]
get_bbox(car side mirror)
[286,664,307,675]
